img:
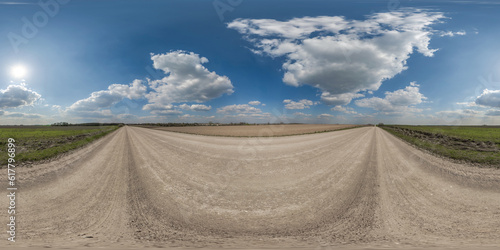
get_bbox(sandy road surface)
[142,124,359,137]
[3,126,500,249]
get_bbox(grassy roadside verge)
[380,125,500,167]
[0,126,119,167]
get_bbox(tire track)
[12,128,135,248]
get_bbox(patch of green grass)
[381,125,500,167]
[394,125,500,145]
[0,126,119,167]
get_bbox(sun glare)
[11,65,27,79]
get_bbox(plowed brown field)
[139,124,360,137]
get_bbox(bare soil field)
[139,124,361,137]
[3,126,500,249]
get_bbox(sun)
[11,65,27,79]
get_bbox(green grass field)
[381,125,500,167]
[392,125,500,144]
[0,126,119,167]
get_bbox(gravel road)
[5,126,500,249]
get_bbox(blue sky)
[1,0,500,125]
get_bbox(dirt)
[140,124,360,137]
[386,126,499,152]
[3,126,500,249]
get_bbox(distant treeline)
[51,122,124,127]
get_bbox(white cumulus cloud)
[180,114,195,119]
[321,93,365,106]
[108,80,147,99]
[217,104,272,120]
[248,100,261,105]
[439,30,466,37]
[68,80,146,112]
[475,89,500,108]
[317,113,334,119]
[331,105,357,114]
[179,104,212,111]
[144,51,234,112]
[217,104,262,114]
[283,99,314,109]
[355,82,426,114]
[229,9,445,105]
[4,111,42,119]
[293,112,312,117]
[0,84,41,108]
[142,104,183,116]
[154,110,183,116]
[66,80,146,118]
